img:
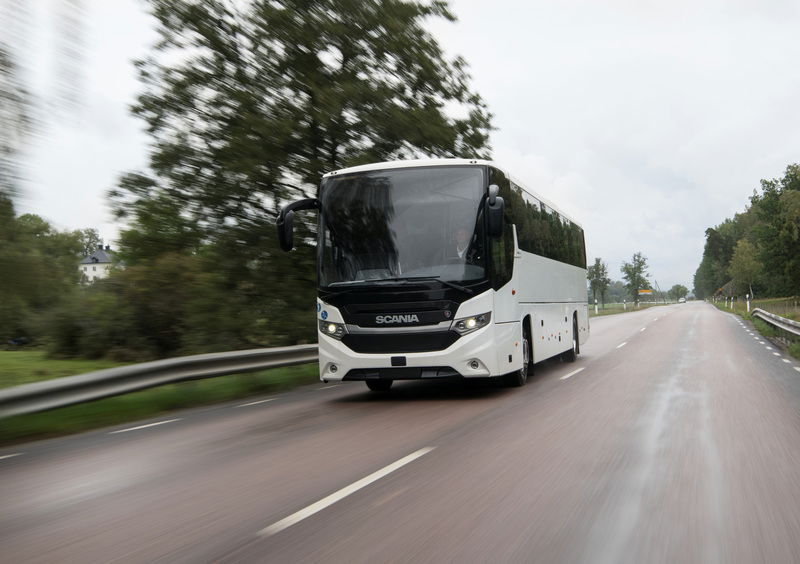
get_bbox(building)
[80,244,114,282]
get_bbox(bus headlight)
[452,312,491,335]
[319,319,346,340]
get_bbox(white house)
[80,244,114,282]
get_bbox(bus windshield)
[319,166,487,288]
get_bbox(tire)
[561,317,578,362]
[366,380,393,392]
[505,336,530,387]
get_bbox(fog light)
[469,360,480,370]
[330,364,338,373]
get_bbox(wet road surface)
[3,302,800,563]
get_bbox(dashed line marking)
[560,367,585,380]
[773,352,781,357]
[782,359,791,364]
[766,346,773,350]
[109,419,180,434]
[616,342,627,349]
[318,385,340,390]
[640,327,646,332]
[237,399,276,407]
[258,446,436,537]
[0,453,21,461]
[795,367,800,373]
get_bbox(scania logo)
[375,314,420,324]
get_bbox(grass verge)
[0,351,319,446]
[0,351,124,388]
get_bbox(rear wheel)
[366,380,393,392]
[504,336,530,387]
[561,317,578,362]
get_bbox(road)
[3,302,800,563]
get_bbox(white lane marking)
[766,346,773,350]
[795,367,800,373]
[560,367,586,380]
[640,327,646,332]
[616,342,627,349]
[782,359,791,364]
[258,447,436,537]
[653,318,659,321]
[773,352,781,357]
[318,385,340,390]
[109,419,180,434]
[0,453,22,461]
[237,399,276,407]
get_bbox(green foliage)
[0,209,89,342]
[621,252,650,302]
[694,163,800,298]
[587,257,611,305]
[727,239,761,297]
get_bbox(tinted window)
[495,171,586,268]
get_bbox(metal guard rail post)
[751,308,800,338]
[0,344,319,419]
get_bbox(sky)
[8,0,800,291]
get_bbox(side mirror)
[486,184,504,238]
[276,198,320,251]
[277,210,295,251]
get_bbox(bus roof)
[322,158,493,177]
[322,158,582,228]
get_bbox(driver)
[454,227,470,259]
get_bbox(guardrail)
[752,308,800,338]
[0,344,319,419]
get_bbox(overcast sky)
[10,0,800,290]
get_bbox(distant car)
[678,297,686,303]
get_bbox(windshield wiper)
[377,276,474,295]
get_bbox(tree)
[74,228,103,258]
[668,284,689,301]
[621,252,650,303]
[111,0,493,250]
[0,45,32,201]
[105,0,494,352]
[727,239,761,298]
[587,257,611,307]
[0,212,86,341]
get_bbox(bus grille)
[341,331,460,354]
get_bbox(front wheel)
[366,380,393,392]
[504,337,530,387]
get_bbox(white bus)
[277,159,588,391]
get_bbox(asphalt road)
[3,302,800,563]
